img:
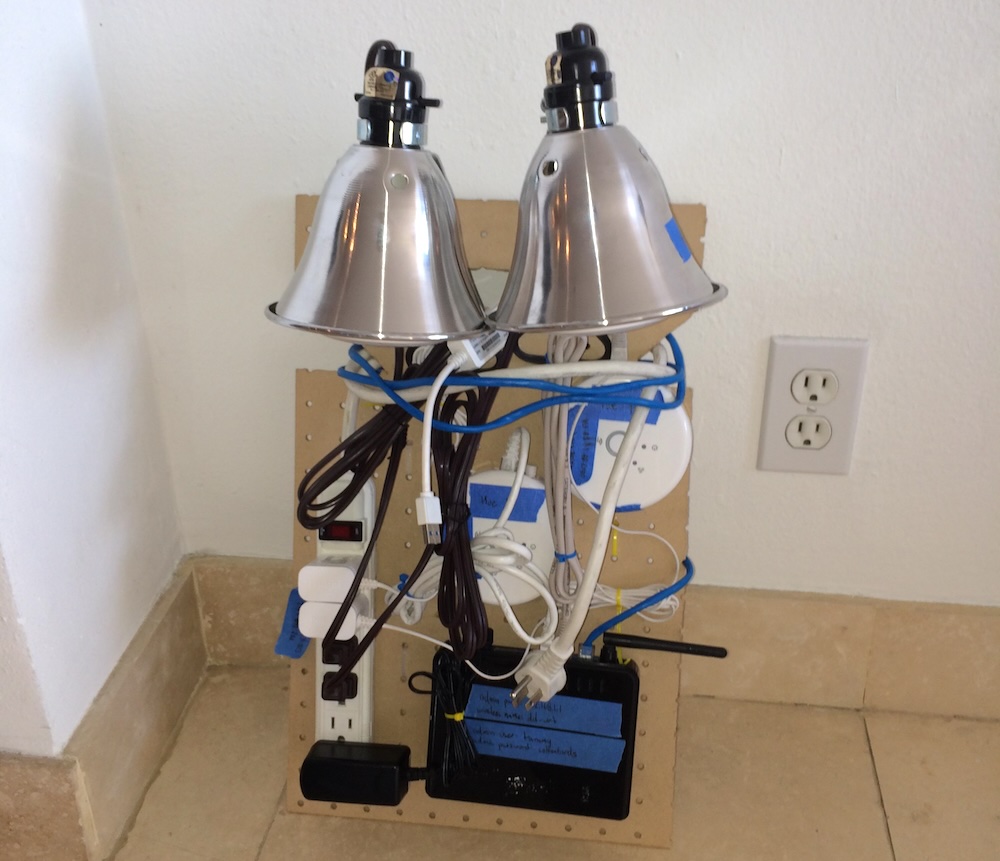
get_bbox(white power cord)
[512,334,678,707]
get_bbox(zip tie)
[555,551,578,562]
[444,711,464,722]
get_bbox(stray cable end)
[415,493,443,545]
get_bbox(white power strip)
[300,475,376,744]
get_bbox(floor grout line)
[252,786,288,861]
[863,714,898,861]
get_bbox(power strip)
[299,476,376,744]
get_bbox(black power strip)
[425,647,640,820]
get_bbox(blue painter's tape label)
[274,588,310,659]
[665,217,692,262]
[465,685,623,737]
[568,393,667,486]
[464,685,625,772]
[465,720,626,773]
[469,483,546,523]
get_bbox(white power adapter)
[567,384,692,511]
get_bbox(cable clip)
[444,711,465,722]
[554,550,578,562]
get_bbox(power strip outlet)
[316,607,374,744]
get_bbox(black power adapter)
[300,740,415,806]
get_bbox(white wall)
[0,0,183,754]
[83,0,1000,605]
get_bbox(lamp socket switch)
[757,336,868,475]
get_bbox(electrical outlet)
[757,336,868,474]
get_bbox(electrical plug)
[511,643,572,708]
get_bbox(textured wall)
[84,0,1000,604]
[0,0,183,753]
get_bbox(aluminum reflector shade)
[268,144,487,345]
[492,124,726,335]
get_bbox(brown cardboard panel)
[285,198,709,848]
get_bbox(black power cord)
[431,648,477,786]
[431,338,514,660]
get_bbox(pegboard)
[285,197,709,848]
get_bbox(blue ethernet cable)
[579,558,695,656]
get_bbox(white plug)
[448,329,507,370]
[511,643,573,707]
[415,492,443,545]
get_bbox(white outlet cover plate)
[757,335,869,475]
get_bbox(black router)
[425,646,640,820]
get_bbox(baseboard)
[1,562,207,861]
[680,585,1000,719]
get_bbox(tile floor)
[111,667,1000,861]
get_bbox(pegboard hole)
[643,626,651,634]
[636,797,644,805]
[429,812,437,820]
[305,433,313,441]
[338,402,345,409]
[634,832,643,840]
[299,701,307,708]
[640,694,648,702]
[599,827,607,835]
[363,805,371,813]
[330,803,337,810]
[462,814,470,822]
[305,399,313,407]
[646,557,654,565]
[301,667,308,675]
[304,535,311,542]
[400,709,406,716]
[480,230,488,238]
[639,729,646,737]
[530,821,537,829]
[405,507,413,515]
[642,660,649,668]
[296,800,304,808]
[298,733,306,741]
[611,555,619,562]
[564,824,572,833]
[396,808,403,816]
[496,818,504,826]
[637,762,645,771]
[648,522,655,530]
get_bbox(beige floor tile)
[867,712,1000,861]
[113,667,287,861]
[672,697,894,861]
[680,586,875,709]
[0,754,88,861]
[865,604,1000,719]
[258,807,667,861]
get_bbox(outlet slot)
[791,369,839,405]
[785,416,832,449]
[322,635,359,666]
[322,672,359,703]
